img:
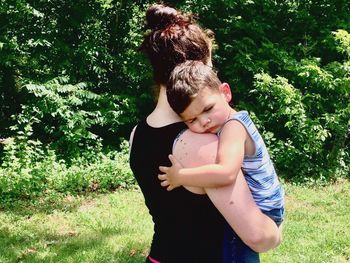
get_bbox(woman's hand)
[158,155,183,191]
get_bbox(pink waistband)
[148,256,161,263]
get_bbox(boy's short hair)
[166,60,222,114]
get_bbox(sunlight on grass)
[0,189,152,263]
[261,179,350,263]
[0,180,349,262]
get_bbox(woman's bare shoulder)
[173,130,219,195]
[173,130,219,167]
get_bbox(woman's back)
[129,119,225,262]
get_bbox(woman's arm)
[205,173,281,252]
[173,129,281,252]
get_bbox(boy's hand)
[158,155,183,191]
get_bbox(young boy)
[158,60,285,227]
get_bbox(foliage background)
[0,0,349,204]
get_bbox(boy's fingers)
[161,180,169,187]
[158,174,166,180]
[167,185,174,191]
[159,166,168,173]
[168,154,178,165]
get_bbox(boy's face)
[180,84,232,134]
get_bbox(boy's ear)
[220,83,232,103]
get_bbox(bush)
[1,0,349,194]
[249,30,349,182]
[13,76,134,161]
[0,138,134,206]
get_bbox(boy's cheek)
[188,124,203,134]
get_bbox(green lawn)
[0,179,349,263]
[261,179,350,263]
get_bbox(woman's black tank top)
[130,119,225,263]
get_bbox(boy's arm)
[159,120,247,189]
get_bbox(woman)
[129,4,281,262]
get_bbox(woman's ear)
[220,83,232,103]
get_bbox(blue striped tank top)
[218,111,284,211]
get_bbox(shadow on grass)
[0,191,150,262]
[0,218,148,262]
[0,192,96,216]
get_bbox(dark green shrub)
[0,139,134,206]
[249,30,349,182]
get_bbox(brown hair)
[167,60,222,114]
[139,4,213,85]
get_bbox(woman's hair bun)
[145,4,185,30]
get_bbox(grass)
[0,179,349,263]
[0,190,152,263]
[262,178,350,263]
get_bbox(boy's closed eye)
[204,105,213,112]
[185,106,214,124]
[187,118,196,124]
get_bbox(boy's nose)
[201,117,211,127]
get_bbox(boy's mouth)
[206,126,217,133]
